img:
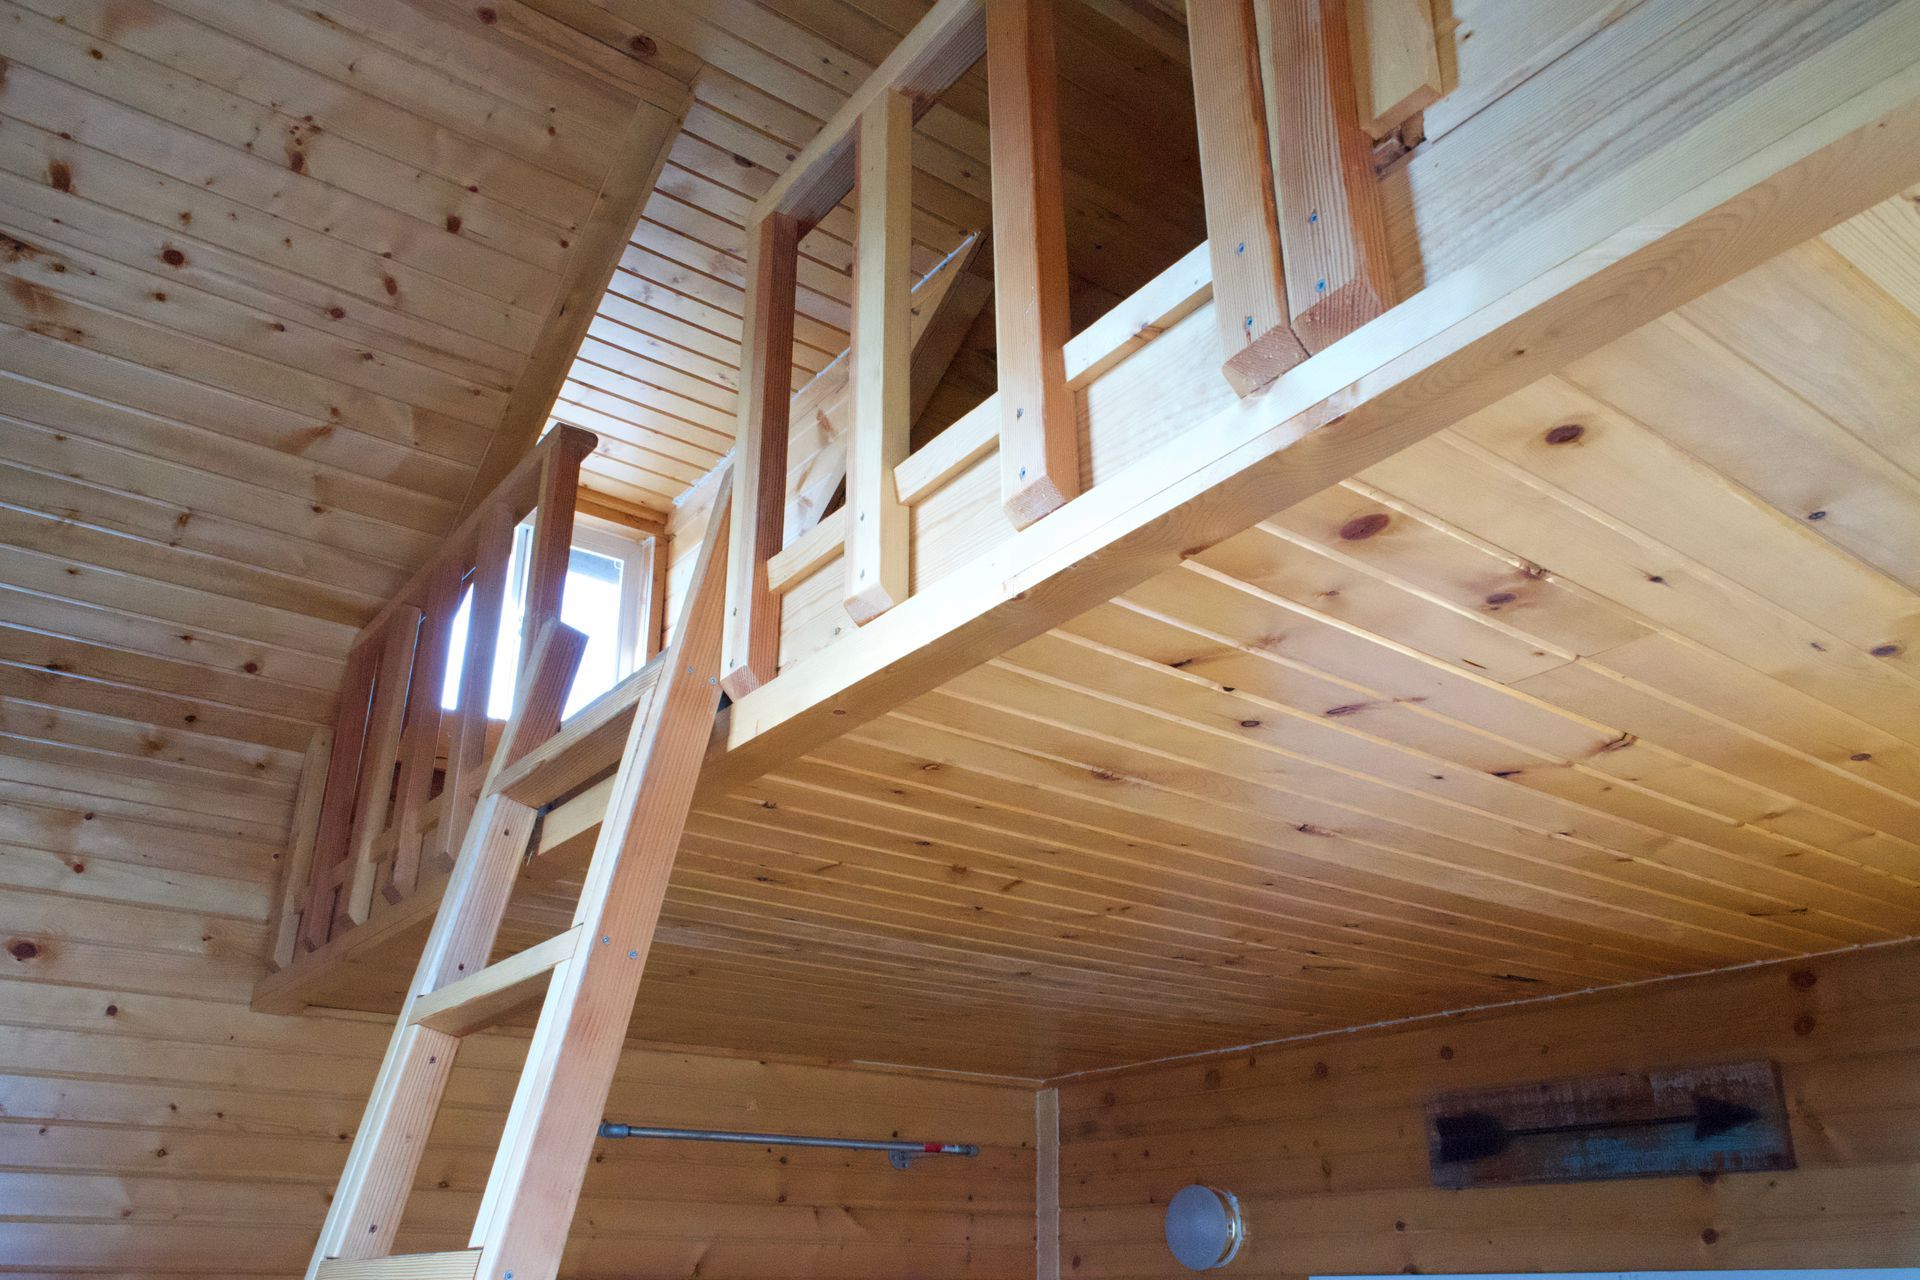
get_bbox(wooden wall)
[0,747,1035,1276]
[1058,940,1920,1279]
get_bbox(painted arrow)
[1434,1093,1762,1163]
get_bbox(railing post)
[301,643,378,949]
[387,564,461,900]
[340,607,423,927]
[440,505,515,869]
[720,212,801,699]
[843,90,915,625]
[518,430,594,680]
[987,0,1078,530]
[1254,0,1396,352]
[1190,0,1309,396]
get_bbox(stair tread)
[408,926,582,1036]
[315,1250,480,1280]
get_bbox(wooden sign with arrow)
[1425,1060,1794,1189]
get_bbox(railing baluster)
[441,507,515,871]
[1190,0,1308,396]
[341,608,423,927]
[719,212,801,699]
[843,90,914,625]
[987,0,1077,530]
[519,432,593,683]
[1254,0,1395,352]
[302,644,378,949]
[388,565,461,900]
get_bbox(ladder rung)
[408,927,581,1036]
[315,1251,480,1280]
[490,655,663,807]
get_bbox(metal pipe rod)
[597,1122,977,1158]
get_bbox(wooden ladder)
[304,471,734,1280]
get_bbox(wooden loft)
[7,0,1920,1276]
[258,0,1920,1075]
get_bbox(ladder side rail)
[305,621,588,1274]
[466,468,737,1280]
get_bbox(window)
[441,517,653,721]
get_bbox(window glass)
[440,519,645,721]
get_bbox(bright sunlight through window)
[440,520,647,721]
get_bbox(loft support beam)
[1189,0,1310,396]
[1258,0,1397,352]
[703,13,1920,803]
[843,91,916,625]
[720,213,801,700]
[988,0,1079,528]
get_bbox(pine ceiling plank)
[0,208,511,432]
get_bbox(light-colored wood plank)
[316,1251,480,1280]
[720,214,801,700]
[1348,0,1442,139]
[409,926,583,1037]
[1189,0,1308,395]
[1257,0,1395,351]
[843,91,916,625]
[989,0,1080,527]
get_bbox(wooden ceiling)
[0,0,686,801]
[548,0,1204,511]
[8,0,1920,1081]
[618,216,1920,1076]
[288,199,1920,1078]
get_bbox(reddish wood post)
[301,643,378,949]
[439,506,515,870]
[720,212,801,699]
[987,0,1079,529]
[517,429,594,683]
[1255,0,1396,352]
[340,608,423,927]
[1190,0,1310,395]
[387,564,461,900]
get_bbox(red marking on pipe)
[924,1143,941,1152]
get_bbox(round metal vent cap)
[1164,1184,1243,1271]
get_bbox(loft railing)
[717,0,1419,701]
[267,426,597,967]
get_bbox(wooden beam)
[316,1253,479,1280]
[894,244,1213,507]
[1348,0,1443,139]
[466,471,735,1280]
[719,213,801,700]
[1256,0,1395,351]
[1189,0,1309,396]
[784,234,986,543]
[458,97,686,516]
[843,91,916,625]
[302,644,376,948]
[517,429,595,679]
[306,625,587,1272]
[1036,1087,1061,1280]
[702,19,1920,803]
[753,0,987,228]
[989,0,1080,528]
[408,926,583,1037]
[341,609,421,927]
[268,726,332,969]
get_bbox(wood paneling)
[393,207,1920,1081]
[0,747,1034,1276]
[0,0,687,801]
[552,0,1209,511]
[1058,939,1920,1277]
